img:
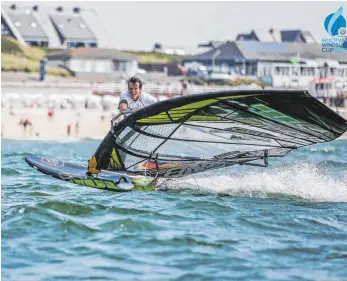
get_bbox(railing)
[92,83,262,97]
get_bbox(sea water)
[2,138,347,281]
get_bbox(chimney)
[73,7,81,13]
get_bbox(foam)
[169,163,347,202]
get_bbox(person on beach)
[118,77,157,112]
[75,121,79,137]
[48,108,54,119]
[67,124,71,136]
[19,117,32,135]
[180,79,189,96]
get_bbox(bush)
[1,54,39,72]
[1,53,71,77]
[1,36,46,60]
[184,77,205,85]
[1,36,24,55]
[217,78,264,88]
[47,67,71,77]
[124,50,184,64]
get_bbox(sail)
[90,90,347,178]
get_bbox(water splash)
[170,163,347,202]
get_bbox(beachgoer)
[19,117,32,135]
[48,108,54,119]
[67,124,71,136]
[118,77,157,112]
[75,121,79,137]
[180,79,189,96]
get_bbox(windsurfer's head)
[128,76,143,101]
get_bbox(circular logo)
[41,157,64,166]
[339,27,347,36]
[324,7,346,36]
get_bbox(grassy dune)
[123,50,184,64]
[1,37,71,77]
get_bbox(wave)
[1,168,21,175]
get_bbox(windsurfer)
[88,77,157,175]
[118,76,157,112]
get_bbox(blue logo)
[324,6,346,36]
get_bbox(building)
[1,4,98,48]
[1,4,49,47]
[46,48,139,79]
[236,28,317,44]
[49,9,97,48]
[153,43,185,56]
[183,40,347,97]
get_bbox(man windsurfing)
[88,76,157,174]
[119,76,157,112]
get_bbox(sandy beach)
[1,108,113,140]
[2,71,347,140]
[3,105,346,141]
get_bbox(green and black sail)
[88,90,347,178]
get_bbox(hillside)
[1,36,71,76]
[123,50,184,64]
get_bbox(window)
[95,60,112,73]
[82,60,94,72]
[292,68,299,76]
[28,41,39,47]
[308,68,315,76]
[67,41,76,48]
[75,42,85,48]
[275,66,280,75]
[69,60,80,71]
[1,22,11,36]
[114,61,128,72]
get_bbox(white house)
[46,48,139,79]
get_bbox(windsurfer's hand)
[123,109,134,117]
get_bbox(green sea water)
[2,138,347,281]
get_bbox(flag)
[290,53,300,64]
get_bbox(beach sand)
[1,108,113,140]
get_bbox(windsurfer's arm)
[118,101,133,117]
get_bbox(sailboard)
[25,155,156,191]
[26,89,347,191]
